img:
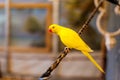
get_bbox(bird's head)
[48,24,62,34]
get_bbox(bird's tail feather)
[81,51,105,73]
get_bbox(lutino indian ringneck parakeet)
[48,24,104,73]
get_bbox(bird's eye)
[52,26,55,29]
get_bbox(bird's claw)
[64,47,71,53]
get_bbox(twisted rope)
[39,48,70,80]
[39,0,104,80]
[78,0,104,35]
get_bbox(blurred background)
[0,0,120,80]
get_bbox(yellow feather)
[81,51,105,73]
[49,24,105,73]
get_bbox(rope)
[78,0,104,35]
[39,0,104,80]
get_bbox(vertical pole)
[5,0,11,73]
[106,3,120,80]
[101,38,107,80]
[0,62,2,78]
[52,0,59,54]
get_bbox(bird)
[48,24,105,73]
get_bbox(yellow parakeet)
[48,24,104,73]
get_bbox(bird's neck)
[55,29,62,35]
[55,26,64,35]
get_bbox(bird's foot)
[64,47,71,53]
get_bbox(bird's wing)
[59,28,93,52]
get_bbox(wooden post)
[5,0,11,73]
[50,0,60,54]
[0,62,2,78]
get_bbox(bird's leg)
[64,47,71,53]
